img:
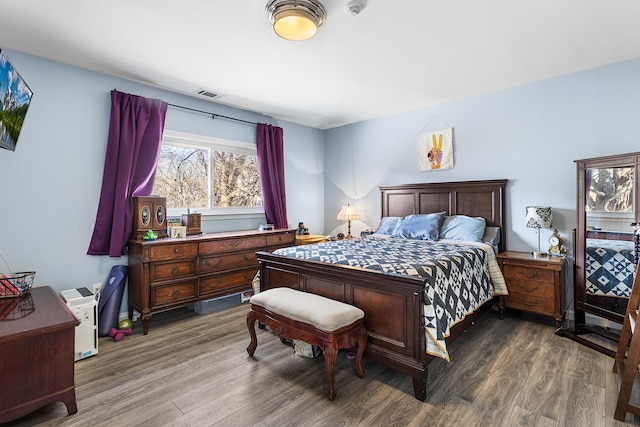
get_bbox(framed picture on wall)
[0,50,33,152]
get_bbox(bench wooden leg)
[246,311,258,357]
[354,326,367,378]
[322,341,339,400]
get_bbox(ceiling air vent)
[195,89,220,99]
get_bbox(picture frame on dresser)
[171,226,186,239]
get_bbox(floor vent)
[195,89,220,99]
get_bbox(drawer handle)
[517,283,539,293]
[233,242,240,249]
[172,266,179,275]
[173,247,179,254]
[278,236,283,241]
[518,296,538,307]
[172,288,181,299]
[517,269,538,279]
[244,254,251,261]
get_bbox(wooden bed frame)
[256,179,507,401]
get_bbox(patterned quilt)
[586,238,635,297]
[272,236,507,361]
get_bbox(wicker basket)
[0,272,35,298]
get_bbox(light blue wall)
[324,57,640,256]
[0,50,324,293]
[4,46,640,304]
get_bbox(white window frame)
[161,129,264,217]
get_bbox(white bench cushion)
[250,288,364,332]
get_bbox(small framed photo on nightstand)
[171,226,187,239]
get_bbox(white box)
[293,339,320,358]
[61,288,98,361]
[192,292,242,315]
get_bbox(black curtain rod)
[167,103,257,126]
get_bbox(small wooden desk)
[0,286,79,423]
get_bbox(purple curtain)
[87,90,168,257]
[256,123,288,229]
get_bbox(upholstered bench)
[246,287,367,400]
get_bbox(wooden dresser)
[496,251,566,328]
[128,228,296,334]
[0,286,79,423]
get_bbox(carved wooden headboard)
[379,179,507,252]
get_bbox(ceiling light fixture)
[266,0,326,41]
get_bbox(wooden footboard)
[257,251,434,400]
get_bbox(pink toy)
[109,327,133,342]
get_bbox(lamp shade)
[266,0,326,41]
[337,204,360,221]
[525,206,552,229]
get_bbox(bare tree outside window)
[154,145,209,209]
[212,151,262,207]
[153,135,262,211]
[587,167,633,212]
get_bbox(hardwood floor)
[5,303,640,426]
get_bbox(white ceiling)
[1,1,640,130]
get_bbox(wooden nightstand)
[496,251,566,328]
[295,234,327,245]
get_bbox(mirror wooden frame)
[559,152,640,356]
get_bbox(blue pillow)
[439,215,486,242]
[482,226,501,246]
[375,217,402,235]
[395,212,445,240]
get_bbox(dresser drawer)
[151,280,197,306]
[200,251,257,274]
[199,236,267,254]
[151,260,197,282]
[149,242,198,260]
[199,269,257,296]
[267,232,295,247]
[505,278,555,299]
[503,265,553,284]
[504,293,555,315]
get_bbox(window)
[153,130,262,214]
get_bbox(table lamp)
[337,204,360,239]
[526,206,552,257]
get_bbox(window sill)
[167,208,265,218]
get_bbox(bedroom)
[1,1,640,425]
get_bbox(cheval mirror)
[560,152,640,356]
